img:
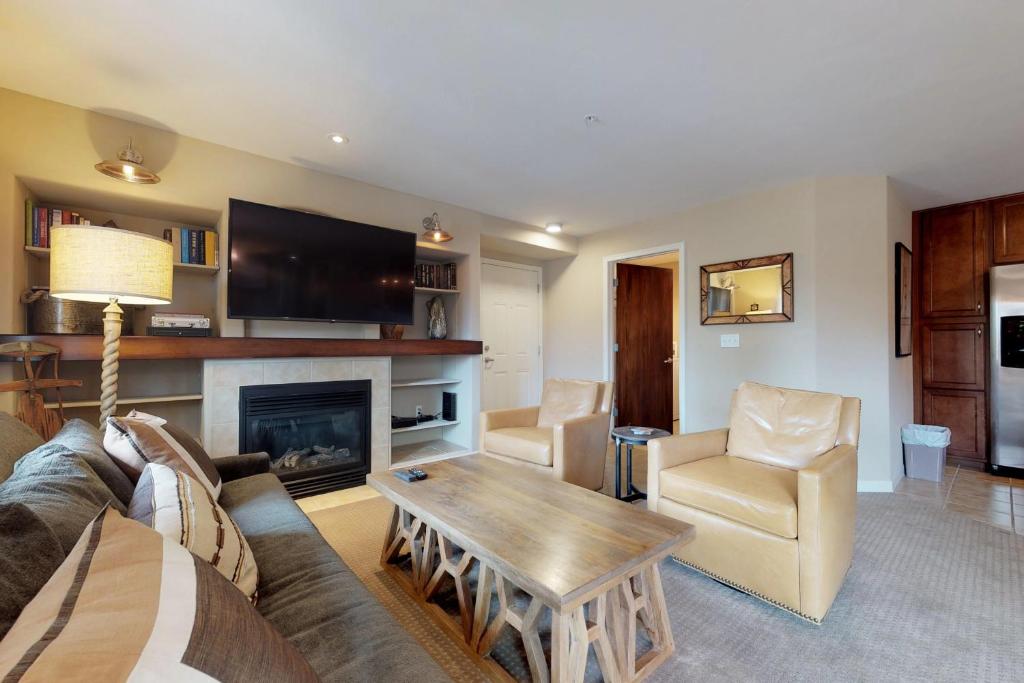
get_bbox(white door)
[481,261,542,411]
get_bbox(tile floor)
[894,465,1024,534]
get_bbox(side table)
[612,426,671,502]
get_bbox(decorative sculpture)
[426,296,447,339]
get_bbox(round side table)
[611,426,671,502]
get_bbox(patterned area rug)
[308,491,1024,682]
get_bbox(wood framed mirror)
[700,252,793,324]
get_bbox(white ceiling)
[2,1,1024,234]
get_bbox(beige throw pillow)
[536,379,599,428]
[129,462,258,602]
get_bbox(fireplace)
[238,380,370,498]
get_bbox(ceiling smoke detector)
[584,114,601,128]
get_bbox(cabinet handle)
[978,327,983,336]
[977,302,983,312]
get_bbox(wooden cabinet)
[921,389,987,461]
[991,196,1024,264]
[921,323,986,390]
[919,203,987,319]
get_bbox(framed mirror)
[700,252,793,325]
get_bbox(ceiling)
[2,2,1024,235]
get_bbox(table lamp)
[49,225,173,427]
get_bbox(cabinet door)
[921,323,986,390]
[922,389,986,461]
[920,204,987,318]
[991,195,1024,264]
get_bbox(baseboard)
[857,480,895,493]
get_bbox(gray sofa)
[0,414,450,682]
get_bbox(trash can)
[901,424,951,482]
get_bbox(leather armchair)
[480,379,613,490]
[647,381,861,623]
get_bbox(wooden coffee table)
[367,455,694,682]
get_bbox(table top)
[368,455,694,609]
[611,426,672,444]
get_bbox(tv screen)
[227,199,415,324]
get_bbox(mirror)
[700,253,793,324]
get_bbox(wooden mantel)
[0,335,483,361]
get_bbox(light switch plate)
[720,334,740,348]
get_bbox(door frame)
[480,258,544,405]
[602,242,686,430]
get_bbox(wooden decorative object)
[0,342,83,439]
[700,252,793,325]
[379,324,405,340]
[895,242,912,357]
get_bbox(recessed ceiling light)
[545,223,563,233]
[329,133,348,144]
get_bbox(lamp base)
[99,299,123,428]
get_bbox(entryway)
[480,259,542,411]
[604,245,684,434]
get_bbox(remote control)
[409,468,428,480]
[393,470,417,482]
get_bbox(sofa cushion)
[726,382,842,470]
[0,442,124,553]
[0,413,44,483]
[49,418,135,507]
[0,502,64,640]
[219,474,450,682]
[659,455,799,538]
[537,379,598,428]
[0,506,318,683]
[484,426,554,466]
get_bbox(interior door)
[615,263,673,430]
[481,261,541,411]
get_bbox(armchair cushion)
[536,379,599,428]
[726,382,842,470]
[483,427,553,466]
[659,455,798,538]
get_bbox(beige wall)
[887,184,914,485]
[545,177,912,490]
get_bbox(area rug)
[308,492,1024,682]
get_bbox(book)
[204,231,216,267]
[196,228,205,265]
[189,229,199,264]
[180,228,189,264]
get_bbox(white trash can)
[901,424,951,482]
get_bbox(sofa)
[0,413,450,682]
[480,378,613,490]
[646,382,861,623]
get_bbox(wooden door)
[992,195,1024,264]
[921,323,986,391]
[920,203,987,318]
[615,263,673,430]
[922,388,987,461]
[480,262,542,411]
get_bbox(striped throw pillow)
[104,411,222,499]
[0,507,318,682]
[129,462,258,602]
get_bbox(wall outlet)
[720,334,740,348]
[415,405,423,417]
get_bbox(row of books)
[24,200,90,248]
[415,263,457,290]
[162,228,219,267]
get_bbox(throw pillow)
[49,419,135,507]
[536,379,599,428]
[129,462,258,602]
[104,410,222,499]
[0,503,64,640]
[0,412,44,483]
[0,507,318,683]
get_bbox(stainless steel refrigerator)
[990,264,1024,476]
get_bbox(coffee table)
[368,455,694,682]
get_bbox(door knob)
[663,357,674,364]
[484,356,495,364]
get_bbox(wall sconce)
[421,212,453,243]
[95,138,160,184]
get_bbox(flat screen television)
[227,199,416,324]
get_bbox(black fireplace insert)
[238,380,370,497]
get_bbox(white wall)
[887,184,914,486]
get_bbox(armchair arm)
[552,412,611,490]
[646,428,728,511]
[214,451,271,483]
[798,443,857,620]
[480,405,541,449]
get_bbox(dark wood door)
[920,203,987,318]
[615,263,673,431]
[921,323,986,390]
[922,388,987,461]
[992,196,1024,264]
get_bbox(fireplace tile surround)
[201,357,391,474]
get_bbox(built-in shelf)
[414,287,460,295]
[25,246,219,275]
[391,418,460,434]
[390,439,472,468]
[44,393,203,409]
[391,378,461,388]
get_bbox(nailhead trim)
[669,556,824,625]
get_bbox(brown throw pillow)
[103,411,222,499]
[0,503,64,640]
[0,507,318,683]
[129,462,258,602]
